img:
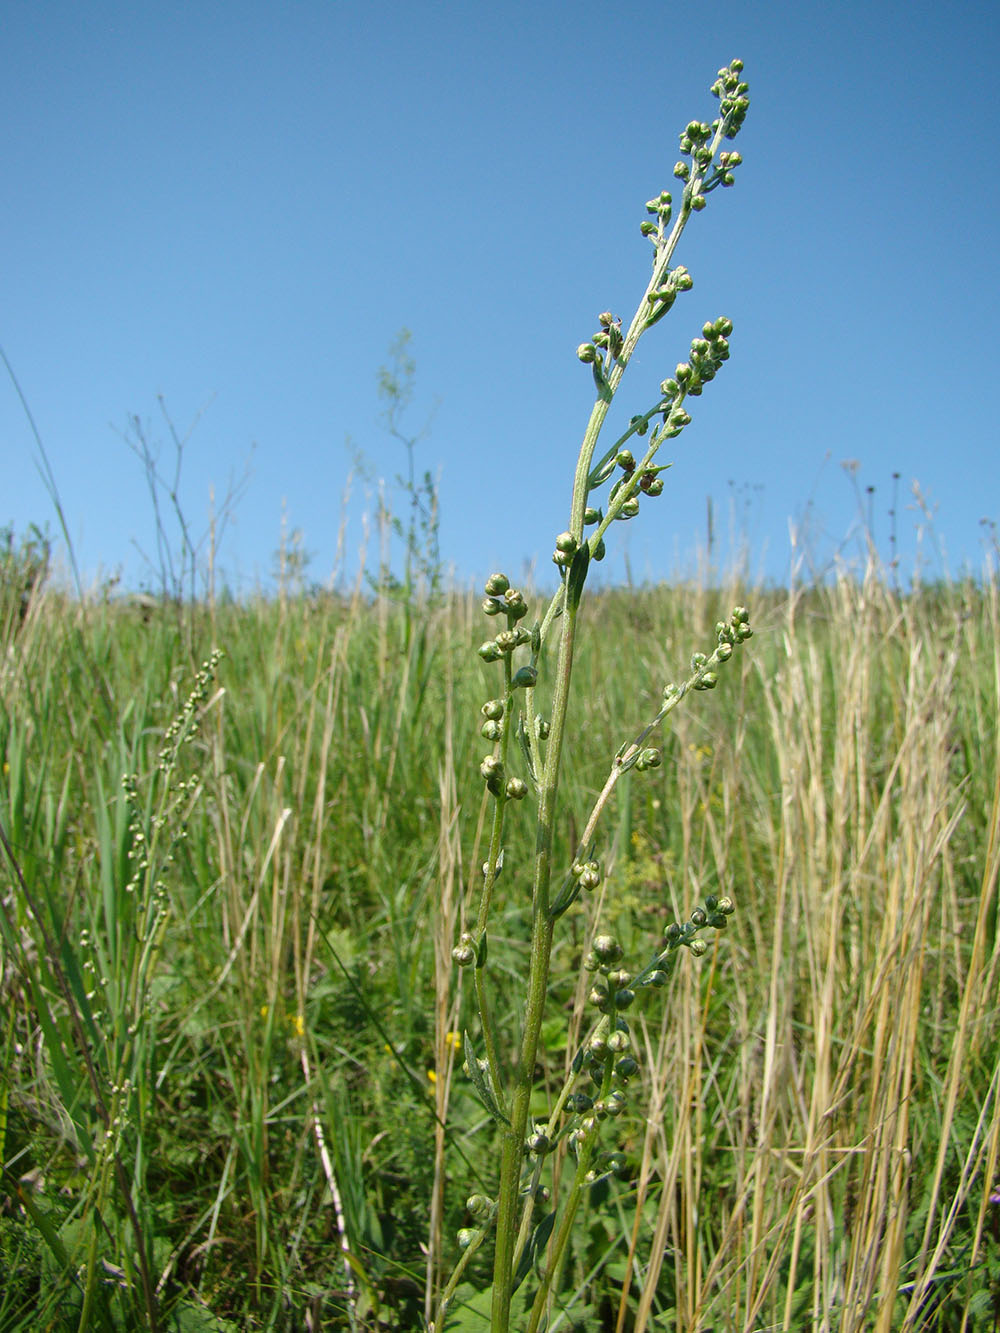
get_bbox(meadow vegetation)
[1,551,998,1330]
[3,56,1000,1333]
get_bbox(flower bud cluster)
[659,605,752,704]
[476,574,538,803]
[552,530,578,569]
[643,265,693,326]
[570,931,646,1121]
[571,858,602,893]
[669,61,748,213]
[660,318,733,415]
[656,893,736,965]
[589,310,624,364]
[711,58,750,139]
[477,573,535,667]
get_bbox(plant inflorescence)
[434,58,752,1333]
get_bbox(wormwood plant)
[434,61,752,1333]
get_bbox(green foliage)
[0,522,50,649]
[0,571,998,1329]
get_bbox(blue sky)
[3,0,998,594]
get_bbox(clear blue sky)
[3,0,998,594]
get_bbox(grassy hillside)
[1,562,998,1331]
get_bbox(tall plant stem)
[491,574,583,1331]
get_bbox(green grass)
[1,559,998,1331]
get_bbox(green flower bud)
[615,987,636,1010]
[608,968,631,989]
[598,311,614,327]
[566,1092,594,1112]
[467,1193,494,1221]
[615,1056,639,1079]
[583,506,601,525]
[592,934,622,964]
[481,719,502,741]
[619,497,640,519]
[635,747,662,771]
[665,922,682,944]
[645,477,664,497]
[504,587,528,618]
[736,623,753,641]
[708,912,729,929]
[717,896,735,915]
[485,572,509,596]
[505,777,528,800]
[511,665,537,690]
[608,1029,631,1053]
[589,984,610,1011]
[640,220,657,237]
[673,161,690,180]
[577,342,598,363]
[535,717,550,740]
[494,629,516,654]
[674,269,694,291]
[689,938,708,957]
[675,362,692,382]
[732,605,749,623]
[555,531,578,554]
[452,933,476,967]
[631,414,649,436]
[591,537,606,561]
[660,378,680,397]
[579,864,601,892]
[694,671,718,690]
[589,1033,609,1058]
[482,698,504,720]
[691,652,708,669]
[605,1090,627,1116]
[717,642,733,661]
[480,755,504,784]
[482,597,503,616]
[616,449,635,471]
[478,640,502,662]
[691,907,708,927]
[457,1228,477,1249]
[527,1129,551,1155]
